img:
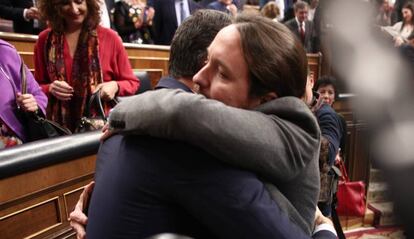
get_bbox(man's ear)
[260,92,277,104]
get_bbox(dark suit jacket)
[147,0,201,45]
[86,77,337,239]
[0,0,39,34]
[88,134,337,239]
[285,18,316,53]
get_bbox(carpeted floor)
[344,227,405,239]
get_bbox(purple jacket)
[0,39,47,142]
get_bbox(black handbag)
[75,89,109,133]
[17,60,72,142]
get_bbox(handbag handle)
[85,89,107,121]
[20,59,27,94]
[337,158,350,182]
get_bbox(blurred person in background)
[113,0,154,44]
[0,0,43,34]
[207,0,240,16]
[382,2,414,46]
[261,1,281,21]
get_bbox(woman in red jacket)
[34,0,139,131]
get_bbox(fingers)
[69,181,95,239]
[70,220,86,239]
[83,181,95,199]
[69,209,88,225]
[96,82,119,101]
[49,81,73,101]
[53,91,73,101]
[17,93,39,112]
[100,129,115,142]
[52,81,74,92]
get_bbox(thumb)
[93,84,103,94]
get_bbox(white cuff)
[313,223,337,236]
[23,9,30,21]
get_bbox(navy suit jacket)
[0,0,39,34]
[147,0,201,45]
[87,77,337,239]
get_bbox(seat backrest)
[135,71,152,94]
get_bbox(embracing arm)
[109,89,320,183]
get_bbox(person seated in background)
[207,0,240,16]
[0,0,43,34]
[261,2,281,22]
[113,0,154,44]
[0,39,47,148]
[34,0,139,132]
[70,13,337,239]
[382,2,414,47]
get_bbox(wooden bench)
[0,131,101,239]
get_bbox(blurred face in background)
[317,84,336,106]
[61,0,88,30]
[402,7,413,24]
[310,0,319,9]
[295,6,309,23]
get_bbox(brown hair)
[261,2,280,20]
[169,10,232,79]
[402,2,414,27]
[38,0,101,33]
[233,14,308,98]
[294,1,309,13]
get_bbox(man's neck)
[176,76,194,90]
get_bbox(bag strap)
[85,89,106,121]
[337,158,349,182]
[331,197,346,239]
[20,59,27,94]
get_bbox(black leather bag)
[20,111,72,141]
[17,61,72,142]
[75,89,109,133]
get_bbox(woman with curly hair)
[34,0,139,132]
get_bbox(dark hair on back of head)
[169,10,232,79]
[234,14,308,98]
[38,0,101,33]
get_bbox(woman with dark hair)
[314,75,338,107]
[113,0,154,44]
[314,75,346,159]
[382,2,414,46]
[34,0,139,132]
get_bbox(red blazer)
[34,26,139,97]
